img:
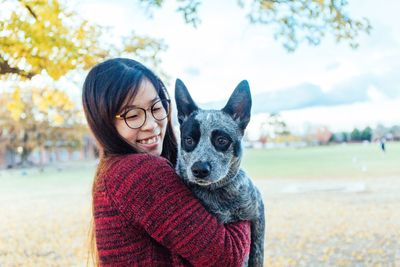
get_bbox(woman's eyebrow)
[123,97,161,109]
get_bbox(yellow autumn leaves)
[4,87,75,126]
[0,0,106,80]
[262,180,400,267]
[1,0,168,164]
[0,0,166,81]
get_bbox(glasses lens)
[124,108,145,129]
[151,99,170,120]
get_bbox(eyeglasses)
[115,99,170,129]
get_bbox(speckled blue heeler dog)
[175,79,265,267]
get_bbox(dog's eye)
[185,137,194,146]
[217,137,229,146]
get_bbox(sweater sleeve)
[103,153,251,266]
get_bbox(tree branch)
[24,4,37,19]
[0,57,35,79]
[16,0,38,19]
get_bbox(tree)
[0,0,170,167]
[350,128,361,141]
[268,112,290,136]
[330,131,350,143]
[258,121,269,147]
[141,0,371,51]
[342,131,350,142]
[1,0,372,80]
[372,124,388,141]
[0,0,166,80]
[258,112,290,145]
[389,125,400,141]
[360,126,372,141]
[315,126,332,145]
[0,86,85,165]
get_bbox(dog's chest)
[189,175,254,223]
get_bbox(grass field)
[0,143,399,266]
[242,142,400,179]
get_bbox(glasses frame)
[115,99,171,129]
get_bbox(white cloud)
[367,86,389,102]
[69,0,400,130]
[280,98,400,132]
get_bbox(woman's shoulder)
[105,153,172,175]
[99,153,181,218]
[101,153,174,188]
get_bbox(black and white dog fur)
[175,79,265,267]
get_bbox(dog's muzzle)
[191,161,211,179]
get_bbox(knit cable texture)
[94,153,251,266]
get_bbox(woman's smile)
[137,134,160,145]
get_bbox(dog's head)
[175,79,252,188]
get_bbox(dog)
[175,79,265,267]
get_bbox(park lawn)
[0,160,95,199]
[1,142,399,266]
[242,142,400,179]
[1,142,398,190]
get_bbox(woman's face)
[115,79,168,156]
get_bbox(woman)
[82,58,251,266]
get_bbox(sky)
[70,0,399,132]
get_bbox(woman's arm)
[104,153,251,266]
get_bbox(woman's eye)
[152,102,163,110]
[125,109,141,120]
[125,115,138,120]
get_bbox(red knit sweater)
[94,153,251,266]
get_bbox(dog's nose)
[191,161,211,178]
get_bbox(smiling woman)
[114,79,170,156]
[81,58,251,266]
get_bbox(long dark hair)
[82,58,177,266]
[82,58,177,163]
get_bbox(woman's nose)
[141,112,158,131]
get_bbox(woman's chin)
[134,139,163,156]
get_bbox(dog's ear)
[175,79,199,124]
[222,80,252,132]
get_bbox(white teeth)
[138,136,158,145]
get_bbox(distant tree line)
[330,125,400,143]
[251,115,400,149]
